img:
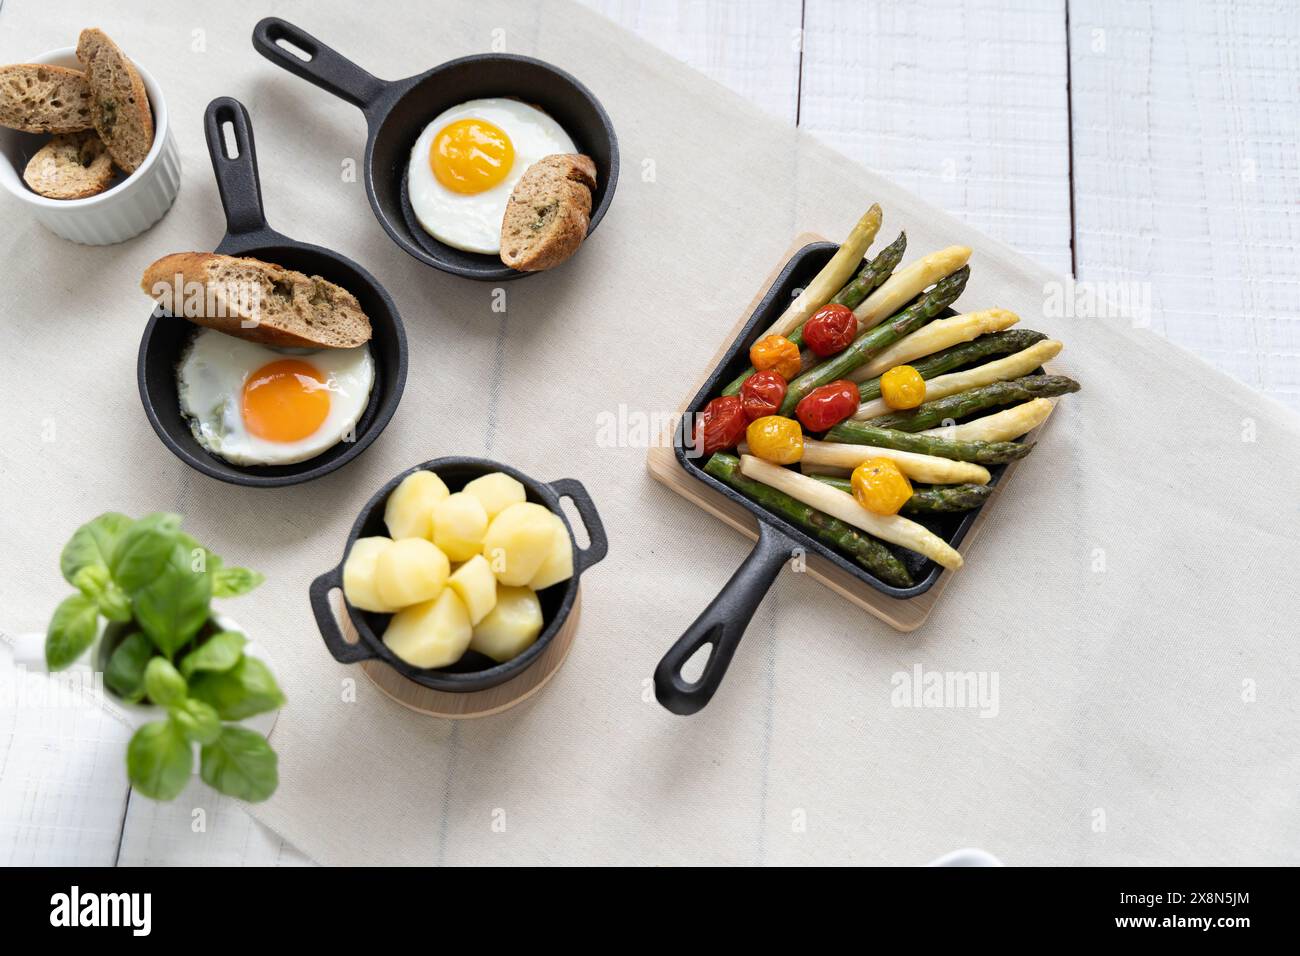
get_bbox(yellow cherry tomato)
[749,335,802,380]
[880,365,927,410]
[746,415,804,464]
[851,457,913,515]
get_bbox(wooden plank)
[799,0,1073,275]
[1069,0,1300,412]
[116,794,314,867]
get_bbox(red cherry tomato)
[739,370,788,421]
[795,379,859,432]
[695,395,748,455]
[802,304,858,358]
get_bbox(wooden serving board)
[646,234,1054,632]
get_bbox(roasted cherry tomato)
[801,304,858,358]
[851,457,913,516]
[695,395,748,455]
[739,370,788,421]
[749,334,802,379]
[880,365,926,410]
[794,379,859,433]
[745,415,804,464]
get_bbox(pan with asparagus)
[688,204,1081,582]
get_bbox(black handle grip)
[654,523,791,715]
[252,17,387,110]
[309,565,378,665]
[548,478,609,575]
[204,97,269,236]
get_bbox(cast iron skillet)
[138,97,407,487]
[251,17,619,282]
[655,242,1032,715]
[310,457,608,693]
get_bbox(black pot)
[137,97,407,487]
[253,17,619,282]
[310,457,608,692]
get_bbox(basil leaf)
[95,580,134,622]
[200,726,278,802]
[104,632,153,702]
[45,593,100,671]
[189,655,285,720]
[111,512,181,592]
[144,657,187,707]
[179,630,246,679]
[169,698,221,745]
[133,542,213,657]
[126,720,192,801]
[60,512,132,586]
[212,566,264,598]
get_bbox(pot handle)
[253,18,388,111]
[654,522,791,715]
[308,565,377,665]
[204,97,273,237]
[547,478,609,575]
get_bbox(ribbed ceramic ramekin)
[0,47,180,245]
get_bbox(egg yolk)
[241,359,330,443]
[429,118,515,194]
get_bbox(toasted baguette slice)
[141,253,373,350]
[76,28,153,173]
[0,64,93,133]
[23,131,114,199]
[499,153,597,272]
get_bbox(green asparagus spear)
[858,374,1081,432]
[779,265,971,415]
[821,420,1032,463]
[704,453,913,588]
[830,231,907,310]
[813,476,996,514]
[720,234,907,396]
[857,328,1048,402]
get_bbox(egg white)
[177,328,375,466]
[406,98,577,254]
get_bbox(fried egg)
[406,98,577,254]
[177,329,374,466]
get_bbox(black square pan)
[656,241,1028,715]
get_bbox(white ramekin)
[0,47,181,245]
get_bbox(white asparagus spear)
[920,398,1054,442]
[793,439,992,485]
[853,245,972,330]
[740,455,964,570]
[854,340,1063,419]
[763,205,882,339]
[850,309,1020,382]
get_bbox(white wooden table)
[2,0,1296,866]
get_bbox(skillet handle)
[654,523,791,715]
[309,565,378,665]
[253,18,387,110]
[547,478,608,575]
[204,97,269,236]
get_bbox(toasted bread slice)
[0,64,93,133]
[76,28,153,173]
[141,253,373,350]
[23,131,114,199]
[499,153,597,272]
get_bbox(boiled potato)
[447,554,497,625]
[432,492,489,562]
[374,537,449,608]
[527,513,574,591]
[469,586,543,662]
[342,537,398,612]
[462,471,526,519]
[482,502,559,586]
[384,470,449,540]
[382,589,472,668]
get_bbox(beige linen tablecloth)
[2,0,1297,865]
